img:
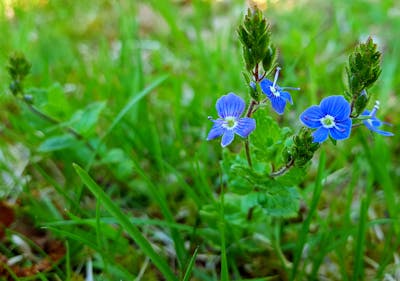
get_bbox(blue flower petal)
[260,79,274,98]
[361,109,393,136]
[312,127,329,143]
[300,105,324,128]
[361,110,370,116]
[363,119,394,136]
[362,119,375,132]
[216,93,245,118]
[370,118,382,127]
[320,95,350,121]
[281,91,293,104]
[329,118,352,140]
[235,117,256,138]
[270,96,286,115]
[206,121,225,140]
[373,129,394,136]
[221,130,235,147]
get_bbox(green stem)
[274,219,292,270]
[244,99,258,168]
[23,97,95,152]
[244,139,252,168]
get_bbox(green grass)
[0,0,399,280]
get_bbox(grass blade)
[103,75,168,141]
[85,75,168,171]
[220,180,229,281]
[182,247,199,281]
[291,151,326,280]
[73,163,178,281]
[132,161,187,269]
[352,197,367,280]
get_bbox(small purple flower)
[207,93,256,147]
[361,101,394,136]
[260,67,300,115]
[300,95,352,143]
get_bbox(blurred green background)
[0,0,399,280]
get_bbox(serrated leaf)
[221,151,276,194]
[250,111,290,164]
[38,134,78,152]
[248,185,300,218]
[276,167,306,186]
[221,153,254,194]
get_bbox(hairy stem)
[244,99,258,168]
[253,62,259,81]
[269,158,295,177]
[244,63,263,168]
[244,139,252,168]
[246,99,257,118]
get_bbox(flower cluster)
[300,96,393,142]
[207,67,301,147]
[207,73,393,148]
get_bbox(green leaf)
[249,185,300,218]
[222,152,273,194]
[70,101,106,136]
[45,83,71,117]
[73,164,178,281]
[262,45,277,75]
[291,151,326,279]
[221,153,252,194]
[238,8,272,70]
[102,75,167,140]
[250,111,290,164]
[346,37,382,102]
[276,167,307,187]
[38,134,78,152]
[287,127,320,168]
[182,247,199,281]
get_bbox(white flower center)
[320,115,336,128]
[222,116,238,129]
[269,86,280,97]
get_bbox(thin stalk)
[219,173,229,281]
[243,86,259,167]
[243,100,257,168]
[269,158,295,177]
[350,96,358,118]
[274,219,292,270]
[253,63,259,81]
[23,98,95,152]
[246,99,258,117]
[244,139,252,167]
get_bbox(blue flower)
[300,95,352,143]
[259,67,300,115]
[361,101,394,136]
[207,93,256,147]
